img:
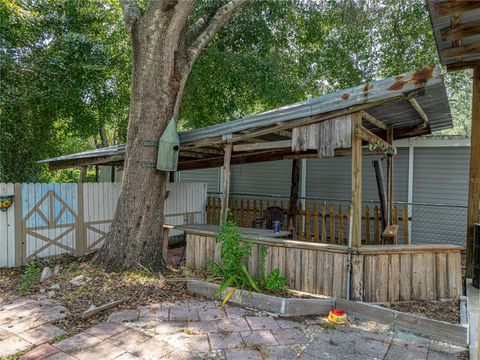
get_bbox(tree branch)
[119,0,142,35]
[172,0,249,119]
[187,0,250,66]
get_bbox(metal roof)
[39,65,453,169]
[428,0,480,71]
[179,65,451,143]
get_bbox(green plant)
[68,261,79,272]
[210,219,260,298]
[264,268,287,292]
[50,333,70,344]
[258,244,268,287]
[19,262,41,295]
[257,245,287,292]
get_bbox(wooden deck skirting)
[179,225,463,302]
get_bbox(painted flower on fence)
[0,195,14,211]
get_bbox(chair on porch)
[251,206,287,230]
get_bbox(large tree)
[0,0,131,183]
[93,0,249,271]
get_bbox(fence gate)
[20,183,80,265]
[0,182,207,267]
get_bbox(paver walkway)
[1,298,466,359]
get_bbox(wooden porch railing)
[206,196,410,245]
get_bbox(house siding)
[411,146,469,246]
[103,143,471,247]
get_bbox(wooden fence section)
[0,182,207,267]
[206,196,410,244]
[185,233,348,298]
[352,246,463,302]
[183,228,463,302]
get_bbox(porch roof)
[39,65,452,171]
[427,0,480,71]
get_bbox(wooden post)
[75,183,85,256]
[386,125,394,225]
[288,159,300,239]
[79,166,88,183]
[220,143,233,222]
[351,112,363,247]
[467,65,480,277]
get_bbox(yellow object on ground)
[328,309,348,325]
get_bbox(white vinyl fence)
[0,182,207,267]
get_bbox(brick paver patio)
[0,297,467,359]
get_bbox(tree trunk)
[93,0,249,272]
[93,5,187,272]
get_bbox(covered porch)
[40,65,463,302]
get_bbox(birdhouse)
[156,118,180,171]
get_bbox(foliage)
[211,219,287,297]
[68,261,80,272]
[0,0,130,182]
[0,0,474,183]
[19,261,41,294]
[264,268,287,292]
[258,244,268,287]
[211,219,260,295]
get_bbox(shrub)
[210,218,287,301]
[211,219,260,297]
[19,261,41,294]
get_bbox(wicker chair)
[251,206,287,230]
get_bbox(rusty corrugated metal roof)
[39,65,453,167]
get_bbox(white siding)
[306,148,409,202]
[179,168,220,193]
[231,160,294,197]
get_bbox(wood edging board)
[187,280,334,316]
[336,298,468,347]
[187,280,467,347]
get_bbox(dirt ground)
[0,255,195,335]
[0,254,462,332]
[381,300,460,324]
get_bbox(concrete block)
[241,291,283,313]
[394,312,467,347]
[335,298,397,324]
[284,298,333,315]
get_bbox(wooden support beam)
[220,143,233,222]
[408,98,429,124]
[447,60,480,72]
[288,159,300,239]
[179,151,209,159]
[275,129,292,138]
[466,65,480,277]
[434,2,480,18]
[441,21,480,41]
[361,111,387,130]
[181,146,224,155]
[48,155,125,171]
[443,43,480,60]
[282,150,386,160]
[79,166,88,183]
[386,125,394,226]
[351,113,362,247]
[354,125,396,153]
[233,140,291,152]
